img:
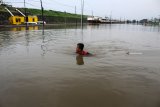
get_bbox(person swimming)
[76,43,90,55]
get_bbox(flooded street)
[0,24,160,107]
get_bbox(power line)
[26,2,41,8]
[40,0,76,9]
[43,0,91,14]
[5,0,96,16]
[28,0,40,2]
[47,0,75,8]
[5,2,24,3]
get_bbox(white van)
[37,21,46,25]
[24,22,37,25]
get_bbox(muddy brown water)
[0,24,160,107]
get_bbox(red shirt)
[77,50,89,55]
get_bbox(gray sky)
[4,0,160,20]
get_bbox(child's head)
[76,43,84,52]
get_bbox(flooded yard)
[0,24,160,107]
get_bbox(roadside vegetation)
[0,5,86,18]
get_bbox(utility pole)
[75,6,76,14]
[75,6,77,26]
[81,0,84,29]
[40,0,44,34]
[65,11,66,25]
[159,15,160,26]
[24,0,27,28]
[110,11,112,24]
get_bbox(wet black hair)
[77,43,84,50]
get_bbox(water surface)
[0,24,160,107]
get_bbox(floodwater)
[0,24,160,107]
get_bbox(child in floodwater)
[76,43,91,55]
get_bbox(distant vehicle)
[24,22,37,25]
[37,21,46,25]
[87,16,100,23]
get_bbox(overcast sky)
[4,0,160,20]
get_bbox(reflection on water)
[0,24,160,107]
[11,26,39,31]
[76,55,84,65]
